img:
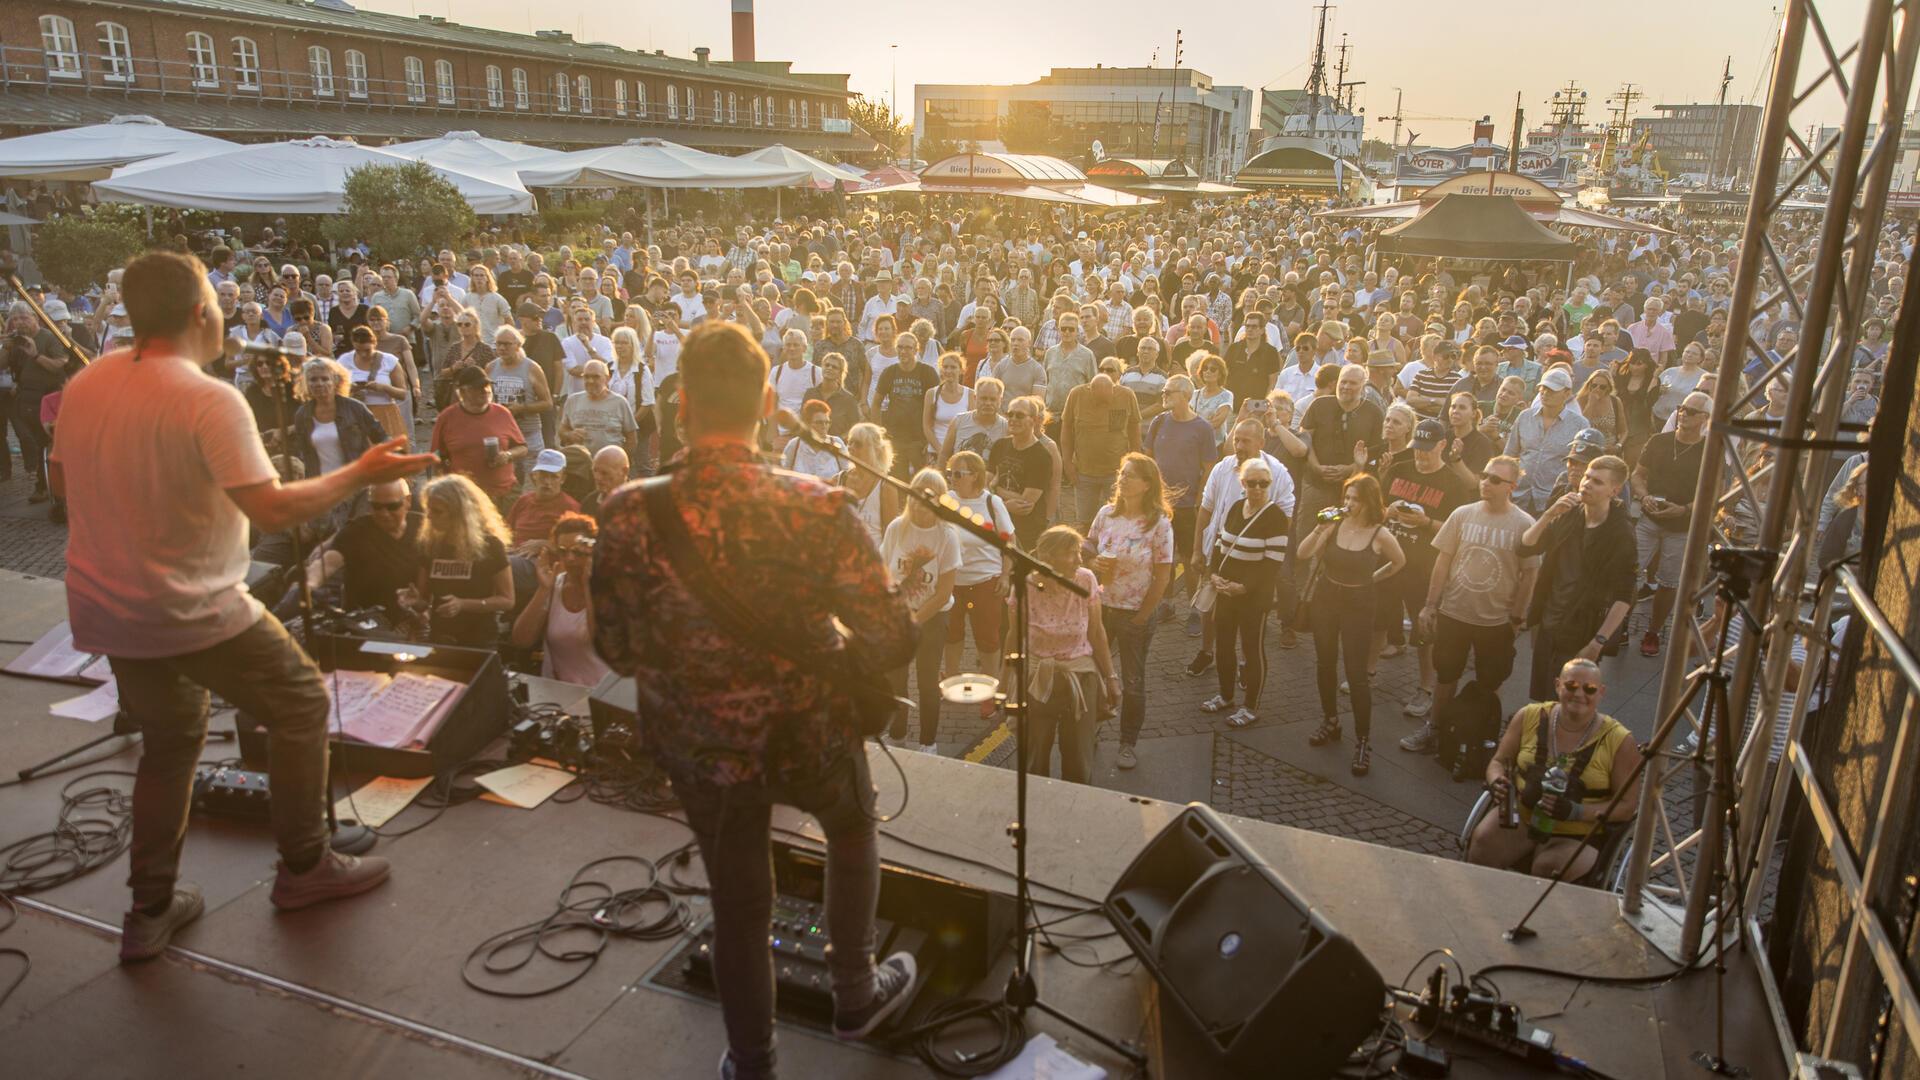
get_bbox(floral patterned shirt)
[592,441,917,787]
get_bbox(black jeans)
[1313,581,1376,737]
[888,609,947,743]
[1102,606,1154,744]
[1530,620,1596,701]
[671,750,881,1080]
[1215,589,1268,709]
[14,388,50,483]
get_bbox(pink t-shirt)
[55,350,276,657]
[1017,565,1100,661]
[1086,505,1175,613]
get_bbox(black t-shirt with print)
[426,535,508,646]
[1382,460,1475,559]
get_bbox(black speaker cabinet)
[1103,803,1386,1078]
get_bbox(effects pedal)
[682,896,917,1020]
[1409,964,1557,1069]
[192,764,273,821]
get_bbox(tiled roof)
[0,92,884,155]
[117,0,848,95]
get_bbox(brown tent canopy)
[1377,193,1577,261]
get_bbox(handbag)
[639,477,902,736]
[1193,501,1276,616]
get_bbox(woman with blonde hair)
[465,264,513,339]
[1575,368,1625,453]
[405,473,515,647]
[880,468,962,753]
[1012,525,1117,784]
[841,423,902,547]
[1087,453,1174,769]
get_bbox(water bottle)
[1528,756,1570,843]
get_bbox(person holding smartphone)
[1630,392,1709,657]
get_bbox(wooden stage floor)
[0,572,1790,1079]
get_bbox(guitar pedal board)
[192,764,274,821]
[681,896,923,1021]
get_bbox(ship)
[1235,2,1372,200]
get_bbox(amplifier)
[193,764,273,821]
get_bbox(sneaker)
[1278,627,1298,650]
[1339,680,1350,696]
[1186,651,1213,677]
[270,850,392,911]
[834,951,918,1039]
[1399,723,1438,754]
[1185,610,1203,637]
[1227,706,1256,728]
[1640,631,1661,658]
[119,884,205,962]
[1351,737,1372,777]
[920,742,940,756]
[1199,693,1231,713]
[1379,643,1404,659]
[1403,688,1434,718]
[1116,744,1138,770]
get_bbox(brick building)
[0,0,880,156]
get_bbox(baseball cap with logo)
[1568,427,1609,461]
[1411,418,1448,450]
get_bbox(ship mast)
[1304,1,1333,116]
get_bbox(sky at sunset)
[355,1,1863,147]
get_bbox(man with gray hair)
[558,359,639,456]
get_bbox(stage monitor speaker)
[1103,803,1385,1078]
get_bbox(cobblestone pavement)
[1210,733,1458,856]
[0,460,68,581]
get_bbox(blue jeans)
[1102,606,1155,746]
[1073,472,1116,533]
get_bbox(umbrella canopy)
[384,130,556,173]
[1319,198,1672,234]
[1377,194,1576,261]
[0,211,40,227]
[737,144,868,190]
[92,137,535,215]
[517,138,809,189]
[852,179,1158,208]
[862,164,919,187]
[0,115,236,181]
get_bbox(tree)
[33,215,145,293]
[323,162,475,266]
[848,94,909,159]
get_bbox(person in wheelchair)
[1467,658,1644,881]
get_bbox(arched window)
[752,97,762,126]
[576,75,591,114]
[308,46,333,97]
[512,68,529,110]
[39,16,80,79]
[554,72,570,112]
[435,59,455,104]
[800,100,809,128]
[726,92,737,124]
[345,49,367,97]
[667,84,678,120]
[402,56,425,102]
[232,37,260,90]
[97,22,134,83]
[186,32,218,87]
[485,65,503,108]
[634,81,646,119]
[614,79,627,116]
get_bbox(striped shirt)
[1408,364,1464,415]
[1212,498,1290,591]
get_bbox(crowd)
[3,188,1903,872]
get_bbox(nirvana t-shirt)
[331,512,424,614]
[1383,460,1476,559]
[426,535,508,646]
[1431,502,1539,626]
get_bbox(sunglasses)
[1677,406,1709,416]
[1479,472,1516,485]
[370,500,407,512]
[1561,681,1601,696]
[1242,480,1271,489]
[1007,410,1033,419]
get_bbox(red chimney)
[732,0,755,63]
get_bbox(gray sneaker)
[1399,723,1438,754]
[271,850,392,911]
[1403,689,1434,717]
[1116,744,1138,770]
[834,951,918,1040]
[120,884,205,962]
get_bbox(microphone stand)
[259,345,376,856]
[783,419,1145,1067]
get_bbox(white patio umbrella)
[737,144,869,190]
[516,138,809,189]
[0,115,236,181]
[93,137,536,215]
[384,130,557,173]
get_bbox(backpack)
[1435,679,1502,781]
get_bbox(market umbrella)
[384,130,557,173]
[0,115,236,181]
[92,137,535,215]
[516,138,808,189]
[737,144,869,190]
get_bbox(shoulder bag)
[1192,500,1275,615]
[640,477,903,736]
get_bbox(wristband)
[1592,633,1608,645]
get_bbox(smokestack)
[732,0,755,63]
[694,46,710,65]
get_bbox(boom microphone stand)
[778,414,1145,1067]
[248,342,376,855]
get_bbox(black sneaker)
[834,952,918,1040]
[1185,651,1213,677]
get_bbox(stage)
[0,570,1790,1079]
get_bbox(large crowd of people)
[3,187,1900,817]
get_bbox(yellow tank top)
[1512,703,1629,837]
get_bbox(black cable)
[0,891,28,1012]
[904,996,1027,1078]
[0,771,136,894]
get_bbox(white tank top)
[541,574,613,686]
[852,476,884,547]
[930,385,972,453]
